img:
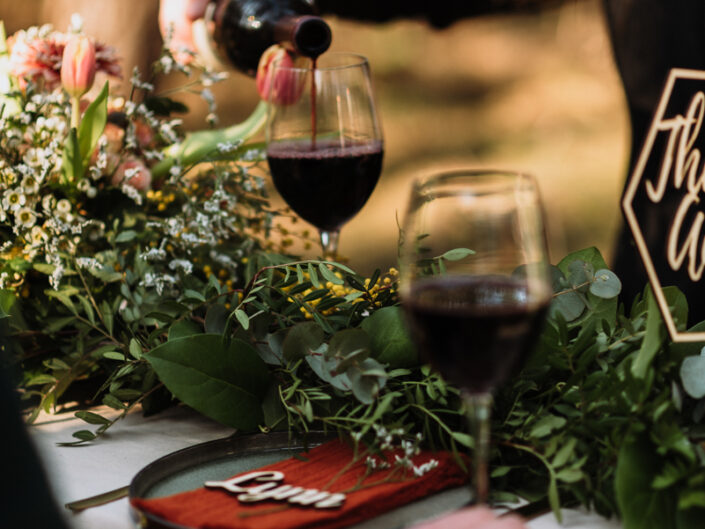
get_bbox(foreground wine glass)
[266,52,384,256]
[399,170,552,504]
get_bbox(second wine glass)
[399,169,553,505]
[265,52,384,256]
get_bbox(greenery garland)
[2,20,705,529]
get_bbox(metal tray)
[128,431,470,529]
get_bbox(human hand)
[158,0,212,63]
[412,506,526,529]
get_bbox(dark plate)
[129,431,470,529]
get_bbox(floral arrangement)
[2,18,705,529]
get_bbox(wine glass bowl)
[399,169,552,504]
[265,52,384,256]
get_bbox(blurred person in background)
[160,0,705,324]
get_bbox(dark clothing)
[319,0,705,323]
[316,0,557,27]
[604,0,705,324]
[0,359,70,529]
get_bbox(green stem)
[71,96,81,129]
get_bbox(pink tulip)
[112,158,152,192]
[61,35,96,98]
[256,45,306,105]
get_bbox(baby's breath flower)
[169,259,193,274]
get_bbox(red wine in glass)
[267,139,383,232]
[404,276,549,394]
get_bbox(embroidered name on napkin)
[131,440,467,529]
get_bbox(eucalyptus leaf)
[590,269,622,299]
[282,322,324,362]
[550,290,585,322]
[568,259,594,291]
[680,348,705,399]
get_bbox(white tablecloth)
[29,406,622,529]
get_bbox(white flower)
[30,226,47,244]
[56,198,72,214]
[22,175,40,194]
[3,189,26,211]
[16,207,36,228]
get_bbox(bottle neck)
[273,15,331,59]
[211,0,331,74]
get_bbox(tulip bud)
[61,35,96,98]
[256,45,306,106]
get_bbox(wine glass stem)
[319,229,340,258]
[463,391,493,505]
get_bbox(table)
[30,406,623,529]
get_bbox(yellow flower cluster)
[146,189,177,211]
[283,267,399,320]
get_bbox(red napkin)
[131,439,467,529]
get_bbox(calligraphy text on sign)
[648,91,705,280]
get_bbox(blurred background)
[1,0,630,275]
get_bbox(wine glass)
[265,52,384,257]
[399,169,552,504]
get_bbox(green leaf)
[168,319,202,340]
[234,309,250,330]
[440,248,475,261]
[205,304,228,334]
[62,127,81,182]
[282,322,324,362]
[529,414,567,439]
[78,81,109,172]
[33,263,56,275]
[550,290,585,322]
[100,301,114,335]
[129,339,143,360]
[75,411,111,425]
[71,430,97,442]
[361,306,418,368]
[318,263,343,285]
[551,438,577,468]
[616,435,678,529]
[555,467,583,483]
[568,259,594,291]
[103,352,126,361]
[557,247,609,275]
[590,269,622,299]
[632,288,665,379]
[88,265,123,283]
[45,290,77,315]
[115,230,137,243]
[681,349,705,398]
[307,263,320,288]
[328,329,370,359]
[145,334,270,430]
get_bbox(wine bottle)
[211,0,332,75]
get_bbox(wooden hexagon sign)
[623,68,705,342]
